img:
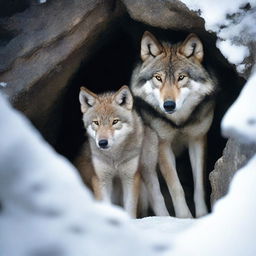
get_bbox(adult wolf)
[76,85,144,218]
[131,31,217,218]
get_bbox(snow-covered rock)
[181,0,256,75]
[222,69,256,143]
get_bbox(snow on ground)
[0,93,170,256]
[133,216,195,238]
[181,0,256,72]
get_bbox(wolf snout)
[98,139,109,149]
[163,100,176,113]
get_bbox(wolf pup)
[131,31,217,218]
[77,85,143,218]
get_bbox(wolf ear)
[141,31,163,62]
[114,85,133,110]
[79,87,98,113]
[179,34,203,62]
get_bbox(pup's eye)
[178,75,185,81]
[154,75,162,82]
[112,119,119,125]
[92,121,99,125]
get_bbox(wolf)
[75,85,144,218]
[131,31,217,218]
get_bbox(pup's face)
[79,86,134,150]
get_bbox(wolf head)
[79,86,134,150]
[133,31,215,115]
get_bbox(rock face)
[210,139,256,205]
[0,0,123,144]
[121,0,204,31]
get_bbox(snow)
[0,93,169,256]
[180,0,256,71]
[222,68,256,143]
[216,40,249,65]
[0,82,7,88]
[133,216,195,237]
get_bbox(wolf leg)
[96,175,113,204]
[121,166,140,218]
[189,135,208,217]
[92,175,101,200]
[141,127,169,216]
[159,140,192,218]
[142,170,169,216]
[138,181,149,217]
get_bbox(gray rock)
[121,0,204,30]
[0,0,122,144]
[210,139,256,206]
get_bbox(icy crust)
[222,68,256,143]
[181,0,256,71]
[0,94,169,256]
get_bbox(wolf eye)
[92,120,99,125]
[112,119,119,125]
[178,75,185,81]
[154,75,162,82]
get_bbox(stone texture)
[0,0,122,144]
[121,0,204,31]
[210,139,256,205]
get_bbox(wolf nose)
[163,100,176,113]
[98,139,108,148]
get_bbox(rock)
[121,0,204,31]
[0,0,122,144]
[210,139,256,206]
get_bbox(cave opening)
[51,15,245,216]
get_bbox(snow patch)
[0,82,7,88]
[181,0,256,67]
[216,40,249,65]
[133,216,195,237]
[221,68,256,143]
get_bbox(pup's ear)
[179,34,203,62]
[141,31,163,62]
[79,87,98,113]
[114,85,133,110]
